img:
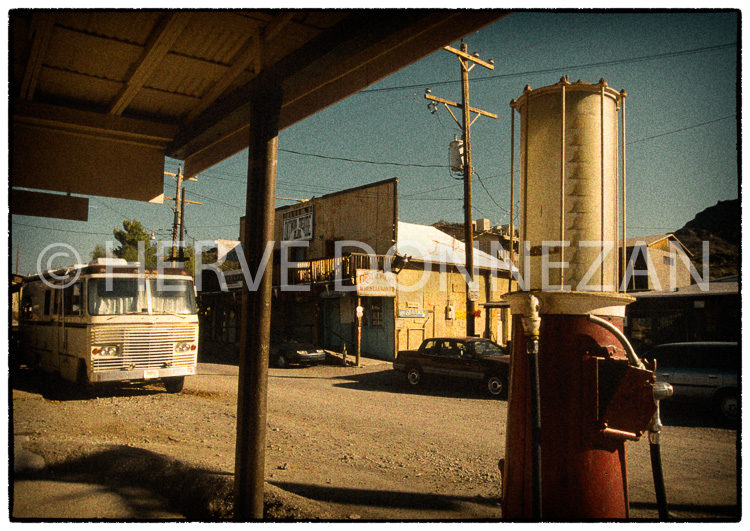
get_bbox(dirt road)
[11,359,739,520]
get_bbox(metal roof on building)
[623,233,693,257]
[632,280,738,298]
[210,219,514,272]
[397,221,512,271]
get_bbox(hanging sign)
[282,205,314,241]
[356,269,397,297]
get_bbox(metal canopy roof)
[10,9,508,220]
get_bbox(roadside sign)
[468,281,480,302]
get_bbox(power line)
[401,196,462,202]
[189,191,244,210]
[360,42,737,94]
[474,169,508,215]
[188,222,242,229]
[91,197,161,235]
[279,148,448,168]
[165,168,246,185]
[12,221,112,236]
[160,116,734,194]
[272,114,733,172]
[91,197,130,221]
[401,183,461,198]
[626,114,736,145]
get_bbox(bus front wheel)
[76,361,94,397]
[163,376,185,394]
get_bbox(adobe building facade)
[198,178,514,362]
[620,234,695,292]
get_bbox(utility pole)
[425,42,496,337]
[169,166,183,261]
[164,166,200,262]
[179,188,186,262]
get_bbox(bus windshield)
[88,278,197,316]
[150,279,197,315]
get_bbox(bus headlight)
[93,345,121,356]
[175,342,193,353]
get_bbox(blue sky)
[9,10,740,276]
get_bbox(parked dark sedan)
[394,337,510,397]
[642,342,738,422]
[270,343,327,368]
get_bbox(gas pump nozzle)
[649,381,674,520]
[649,381,674,443]
[520,295,541,339]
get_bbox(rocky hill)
[673,199,740,280]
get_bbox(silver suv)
[643,342,738,423]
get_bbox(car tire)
[486,374,507,398]
[406,366,423,386]
[715,389,738,423]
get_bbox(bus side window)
[53,288,60,316]
[21,292,34,320]
[64,282,83,316]
[43,290,52,316]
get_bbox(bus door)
[58,281,84,377]
[47,284,63,373]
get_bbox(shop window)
[371,299,383,327]
[227,308,237,344]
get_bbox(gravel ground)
[10,358,740,521]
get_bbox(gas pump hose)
[649,382,673,520]
[522,296,542,519]
[649,437,669,519]
[586,314,644,369]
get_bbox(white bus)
[18,258,198,393]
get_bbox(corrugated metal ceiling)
[10,9,508,212]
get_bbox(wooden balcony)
[273,253,396,288]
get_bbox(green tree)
[92,244,107,260]
[91,219,201,275]
[170,244,195,276]
[112,219,157,266]
[199,248,240,272]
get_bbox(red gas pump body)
[502,300,656,520]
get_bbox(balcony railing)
[274,253,395,287]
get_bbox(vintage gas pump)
[501,78,660,520]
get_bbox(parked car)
[394,337,510,397]
[270,342,326,368]
[642,342,739,422]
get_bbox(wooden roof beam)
[108,12,193,116]
[173,10,508,176]
[19,11,56,101]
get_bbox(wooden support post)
[356,296,362,367]
[233,79,281,521]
